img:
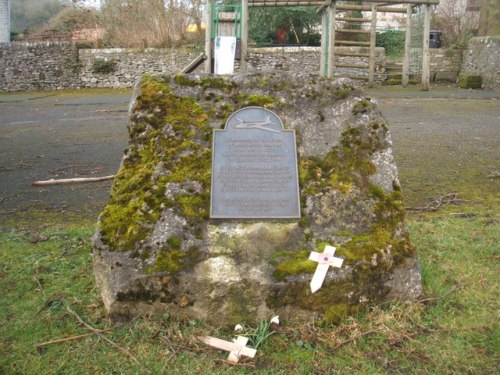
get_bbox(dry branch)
[32,175,115,186]
[35,330,111,348]
[65,304,147,372]
[406,193,462,212]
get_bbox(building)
[0,0,10,43]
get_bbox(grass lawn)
[0,201,498,374]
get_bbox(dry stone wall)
[461,37,500,89]
[0,42,80,91]
[247,46,386,84]
[430,48,462,82]
[78,48,200,88]
[1,42,489,91]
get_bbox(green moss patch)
[99,75,212,255]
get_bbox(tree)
[99,0,203,48]
[248,7,321,46]
[432,0,480,47]
[11,0,61,34]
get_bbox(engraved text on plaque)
[210,107,300,218]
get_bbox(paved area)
[0,85,498,229]
[0,90,131,227]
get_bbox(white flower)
[234,324,243,332]
[270,315,280,325]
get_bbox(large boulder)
[93,72,422,325]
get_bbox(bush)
[458,75,482,89]
[376,30,405,58]
[92,58,117,74]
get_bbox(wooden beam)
[335,52,370,57]
[336,17,372,23]
[334,75,369,80]
[421,4,431,91]
[327,4,336,78]
[336,29,371,34]
[241,0,248,72]
[251,1,325,6]
[337,5,407,13]
[204,0,213,73]
[250,0,438,5]
[335,63,369,68]
[320,9,327,76]
[402,4,412,86]
[368,5,377,87]
[336,40,370,46]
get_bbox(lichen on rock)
[93,72,421,325]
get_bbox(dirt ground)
[0,85,498,229]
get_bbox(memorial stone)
[93,72,422,325]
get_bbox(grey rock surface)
[93,72,421,324]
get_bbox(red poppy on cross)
[309,245,344,293]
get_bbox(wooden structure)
[204,0,439,90]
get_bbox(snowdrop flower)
[270,315,280,325]
[234,324,243,332]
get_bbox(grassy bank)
[1,204,498,374]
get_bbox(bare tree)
[100,0,203,48]
[433,0,480,47]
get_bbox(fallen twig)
[212,358,256,368]
[32,175,115,186]
[406,193,462,212]
[35,329,111,348]
[333,328,381,350]
[65,304,147,372]
[0,194,18,203]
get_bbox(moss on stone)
[233,93,277,108]
[272,249,317,281]
[352,99,375,115]
[298,125,381,197]
[99,74,212,257]
[174,73,237,91]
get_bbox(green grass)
[1,205,498,374]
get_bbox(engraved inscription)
[210,107,301,218]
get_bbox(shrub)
[92,58,117,74]
[376,30,405,58]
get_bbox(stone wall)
[78,48,200,88]
[430,48,463,82]
[0,42,80,91]
[461,36,500,89]
[0,42,481,92]
[247,46,387,84]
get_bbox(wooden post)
[327,4,336,79]
[421,4,431,91]
[240,0,248,72]
[368,5,377,87]
[204,0,213,73]
[402,4,412,86]
[320,10,327,76]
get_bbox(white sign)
[214,36,236,75]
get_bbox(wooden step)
[336,29,371,34]
[335,40,371,46]
[335,17,372,23]
[335,52,370,57]
[335,63,369,69]
[334,75,370,81]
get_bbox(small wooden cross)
[309,245,344,293]
[197,335,257,363]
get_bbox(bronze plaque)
[210,107,301,218]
